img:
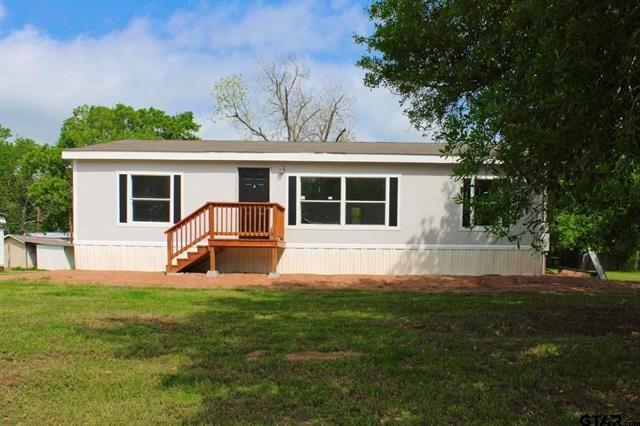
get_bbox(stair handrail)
[165,202,212,268]
[165,202,210,234]
[165,202,286,270]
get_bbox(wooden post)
[270,247,278,273]
[209,247,216,272]
[167,231,173,270]
[208,204,214,238]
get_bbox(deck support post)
[209,247,216,272]
[271,247,278,273]
[268,247,280,279]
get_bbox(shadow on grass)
[78,290,640,423]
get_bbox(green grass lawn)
[548,269,640,284]
[0,268,38,274]
[606,270,640,284]
[1,280,639,424]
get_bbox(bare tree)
[212,57,355,142]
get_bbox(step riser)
[172,247,210,273]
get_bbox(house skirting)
[73,242,543,275]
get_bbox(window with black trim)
[118,173,181,224]
[293,176,397,227]
[132,175,171,222]
[300,177,341,224]
[345,178,386,225]
[462,178,494,228]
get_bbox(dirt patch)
[245,350,266,361]
[0,370,23,386]
[0,270,637,294]
[285,351,362,361]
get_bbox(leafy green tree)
[0,125,69,233]
[2,105,200,234]
[356,0,640,257]
[54,104,200,232]
[58,103,200,148]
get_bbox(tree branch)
[229,112,269,141]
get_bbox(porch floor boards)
[208,239,286,249]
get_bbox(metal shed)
[3,235,74,270]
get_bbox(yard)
[1,278,639,424]
[606,270,640,284]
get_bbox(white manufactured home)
[62,140,543,275]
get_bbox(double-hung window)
[462,177,494,228]
[118,173,182,224]
[289,175,399,227]
[345,178,386,225]
[131,175,171,222]
[300,177,341,224]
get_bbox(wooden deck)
[165,202,285,273]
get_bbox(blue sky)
[0,0,425,143]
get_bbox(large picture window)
[118,173,181,224]
[292,175,398,227]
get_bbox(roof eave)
[62,150,456,164]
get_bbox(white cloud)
[165,2,369,54]
[0,2,427,144]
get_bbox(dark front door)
[239,168,269,202]
[238,168,270,237]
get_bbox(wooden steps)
[166,245,209,273]
[165,202,286,274]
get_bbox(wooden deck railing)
[165,202,285,267]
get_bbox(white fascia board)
[62,150,457,164]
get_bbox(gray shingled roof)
[66,139,446,156]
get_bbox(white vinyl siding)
[72,160,542,275]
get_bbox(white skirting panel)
[75,244,166,272]
[216,247,273,273]
[278,247,543,275]
[74,244,543,275]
